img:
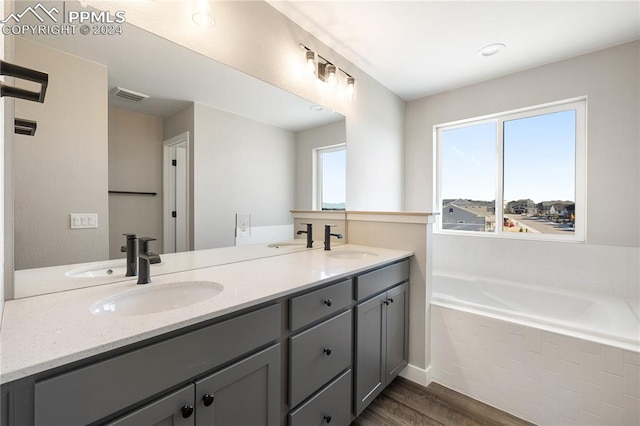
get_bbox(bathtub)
[430,274,640,425]
[431,274,639,352]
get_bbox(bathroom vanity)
[0,245,411,426]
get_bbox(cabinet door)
[354,293,387,416]
[108,385,195,426]
[385,283,409,382]
[195,344,280,426]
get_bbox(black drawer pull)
[324,415,332,423]
[323,347,332,356]
[181,405,194,418]
[323,298,333,307]
[202,393,214,407]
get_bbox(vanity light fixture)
[192,0,215,27]
[478,43,506,57]
[299,43,357,101]
[345,76,356,102]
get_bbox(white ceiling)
[21,14,343,131]
[269,1,640,101]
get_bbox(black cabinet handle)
[181,405,194,418]
[323,299,333,307]
[324,415,332,423]
[203,393,214,407]
[388,298,394,303]
[383,300,389,306]
[323,347,332,356]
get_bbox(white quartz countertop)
[1,244,412,384]
[13,240,315,298]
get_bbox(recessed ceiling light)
[478,43,506,57]
[309,105,324,112]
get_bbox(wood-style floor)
[352,378,535,426]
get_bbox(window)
[435,98,586,240]
[315,144,346,210]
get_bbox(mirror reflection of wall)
[13,15,346,271]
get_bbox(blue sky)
[322,148,346,204]
[441,110,576,203]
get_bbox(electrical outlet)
[236,213,251,237]
[70,213,98,229]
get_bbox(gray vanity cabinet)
[354,261,409,416]
[108,344,281,426]
[194,344,281,426]
[107,385,195,426]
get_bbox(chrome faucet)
[137,237,161,284]
[121,233,137,277]
[324,224,344,251]
[296,223,314,248]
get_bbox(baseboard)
[399,363,432,387]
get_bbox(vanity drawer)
[289,369,352,426]
[34,303,281,426]
[289,279,352,331]
[355,260,409,301]
[289,310,352,408]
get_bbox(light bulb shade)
[346,76,357,101]
[304,50,316,79]
[192,0,215,27]
[326,65,337,86]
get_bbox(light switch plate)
[70,213,98,229]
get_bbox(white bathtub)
[431,274,640,425]
[432,274,639,352]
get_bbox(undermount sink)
[326,250,379,260]
[90,281,224,317]
[66,262,127,278]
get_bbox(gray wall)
[14,38,109,269]
[406,41,639,297]
[108,108,164,258]
[294,120,346,210]
[98,0,406,212]
[193,103,295,249]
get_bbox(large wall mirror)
[11,1,346,294]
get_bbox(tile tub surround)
[433,235,639,300]
[0,244,412,384]
[431,305,640,426]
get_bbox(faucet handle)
[138,237,157,254]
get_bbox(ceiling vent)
[111,86,149,103]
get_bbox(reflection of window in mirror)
[315,145,346,210]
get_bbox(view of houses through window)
[437,99,585,239]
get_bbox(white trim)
[314,144,346,211]
[399,363,432,387]
[162,132,190,253]
[346,212,431,224]
[291,210,346,221]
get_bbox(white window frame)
[434,97,587,242]
[313,144,346,210]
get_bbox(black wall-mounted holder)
[1,60,49,137]
[0,60,48,103]
[14,118,37,136]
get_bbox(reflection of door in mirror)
[163,133,190,253]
